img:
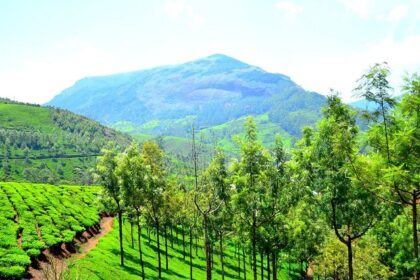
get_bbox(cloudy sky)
[0,0,419,104]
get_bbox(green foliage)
[314,234,393,279]
[0,182,100,278]
[0,102,131,184]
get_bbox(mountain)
[0,98,131,184]
[47,54,326,139]
[349,98,378,111]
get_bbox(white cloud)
[164,0,204,28]
[385,4,408,22]
[164,0,186,18]
[268,34,420,102]
[342,0,371,18]
[0,39,120,104]
[275,1,302,17]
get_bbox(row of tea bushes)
[0,182,100,279]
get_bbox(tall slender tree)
[142,140,167,279]
[312,94,379,280]
[117,143,147,279]
[96,146,125,266]
[232,117,272,280]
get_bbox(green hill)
[0,182,100,279]
[0,99,131,184]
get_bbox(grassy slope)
[0,182,100,279]
[0,101,131,184]
[69,221,297,280]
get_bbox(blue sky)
[0,0,419,104]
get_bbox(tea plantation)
[0,182,100,279]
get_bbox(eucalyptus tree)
[356,66,420,279]
[287,127,328,279]
[354,62,396,163]
[385,76,420,279]
[117,143,147,279]
[96,146,125,266]
[312,94,379,280]
[194,149,225,280]
[207,149,231,280]
[179,187,199,280]
[231,117,273,280]
[256,135,292,280]
[142,140,167,279]
[161,178,182,271]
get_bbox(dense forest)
[92,65,419,280]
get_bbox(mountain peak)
[204,53,247,65]
[182,53,250,73]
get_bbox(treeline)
[97,65,419,280]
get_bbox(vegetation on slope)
[0,182,100,279]
[0,99,131,184]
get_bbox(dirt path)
[29,217,113,280]
[76,217,113,259]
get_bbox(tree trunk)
[130,221,134,248]
[118,209,124,266]
[412,195,419,280]
[260,251,264,280]
[237,245,241,279]
[183,225,186,260]
[243,247,247,280]
[267,251,270,280]
[170,225,174,249]
[196,235,199,256]
[156,220,162,279]
[137,220,144,280]
[165,224,169,270]
[347,239,353,280]
[211,243,214,269]
[189,227,193,280]
[272,251,277,280]
[148,227,151,245]
[380,102,391,164]
[204,217,212,280]
[252,212,257,280]
[219,232,225,280]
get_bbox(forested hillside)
[0,99,131,184]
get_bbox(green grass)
[68,221,295,279]
[0,182,101,279]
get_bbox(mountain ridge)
[47,54,326,138]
